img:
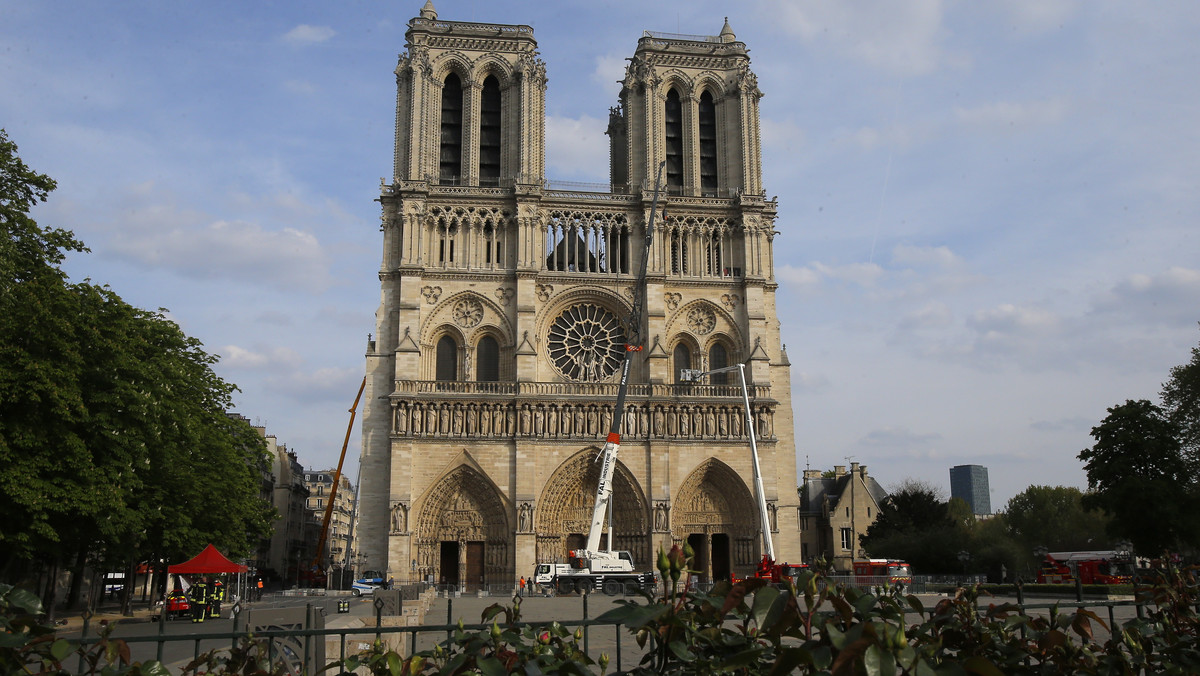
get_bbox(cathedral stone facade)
[357,1,800,588]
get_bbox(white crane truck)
[531,164,666,597]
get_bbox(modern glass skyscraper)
[950,465,991,515]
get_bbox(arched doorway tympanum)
[674,458,758,582]
[535,448,650,567]
[414,464,510,591]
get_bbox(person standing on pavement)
[210,577,224,619]
[519,576,526,596]
[189,577,209,623]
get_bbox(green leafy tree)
[861,480,966,573]
[1163,326,1200,475]
[0,130,272,611]
[1078,399,1198,555]
[1004,485,1110,552]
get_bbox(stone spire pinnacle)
[719,17,735,42]
[420,0,437,20]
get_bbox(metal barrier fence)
[64,584,1150,675]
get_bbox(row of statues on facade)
[393,400,775,440]
[397,499,779,539]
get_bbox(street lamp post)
[957,550,971,585]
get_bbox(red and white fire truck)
[853,559,913,585]
[1036,551,1134,584]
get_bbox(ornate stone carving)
[721,293,739,311]
[494,286,515,304]
[535,283,553,302]
[687,306,717,335]
[452,297,484,327]
[421,285,442,304]
[391,501,409,534]
[665,292,682,311]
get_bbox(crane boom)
[310,376,367,571]
[581,162,665,557]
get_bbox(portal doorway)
[687,534,710,582]
[465,541,485,591]
[711,533,731,582]
[439,542,459,587]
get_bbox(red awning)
[167,544,248,574]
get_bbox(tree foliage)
[1004,485,1110,552]
[1078,399,1198,555]
[0,129,272,595]
[861,480,967,574]
[1163,325,1200,474]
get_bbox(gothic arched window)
[665,88,683,191]
[479,75,501,185]
[476,335,500,382]
[709,342,729,385]
[436,335,458,381]
[673,343,691,383]
[699,90,718,195]
[440,73,464,184]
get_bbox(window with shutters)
[439,73,463,184]
[479,75,501,185]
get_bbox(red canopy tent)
[167,544,248,574]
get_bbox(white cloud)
[265,366,363,404]
[760,117,806,153]
[219,345,303,370]
[282,25,336,45]
[545,114,609,182]
[592,53,627,90]
[1090,267,1200,327]
[954,99,1069,133]
[766,0,953,76]
[838,124,917,152]
[891,243,962,269]
[898,301,954,331]
[813,261,885,288]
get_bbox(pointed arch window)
[476,335,500,382]
[436,335,458,381]
[479,75,501,186]
[439,73,464,184]
[673,343,692,383]
[664,88,683,192]
[699,90,718,195]
[708,342,729,385]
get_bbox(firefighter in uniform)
[189,577,209,623]
[210,577,224,619]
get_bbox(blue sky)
[3,0,1197,512]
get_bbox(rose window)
[547,303,626,382]
[687,306,717,335]
[452,298,484,327]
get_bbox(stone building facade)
[357,2,800,588]
[798,464,889,572]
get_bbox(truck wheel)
[603,580,621,596]
[575,580,590,594]
[624,581,641,595]
[557,579,574,594]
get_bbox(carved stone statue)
[391,502,408,533]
